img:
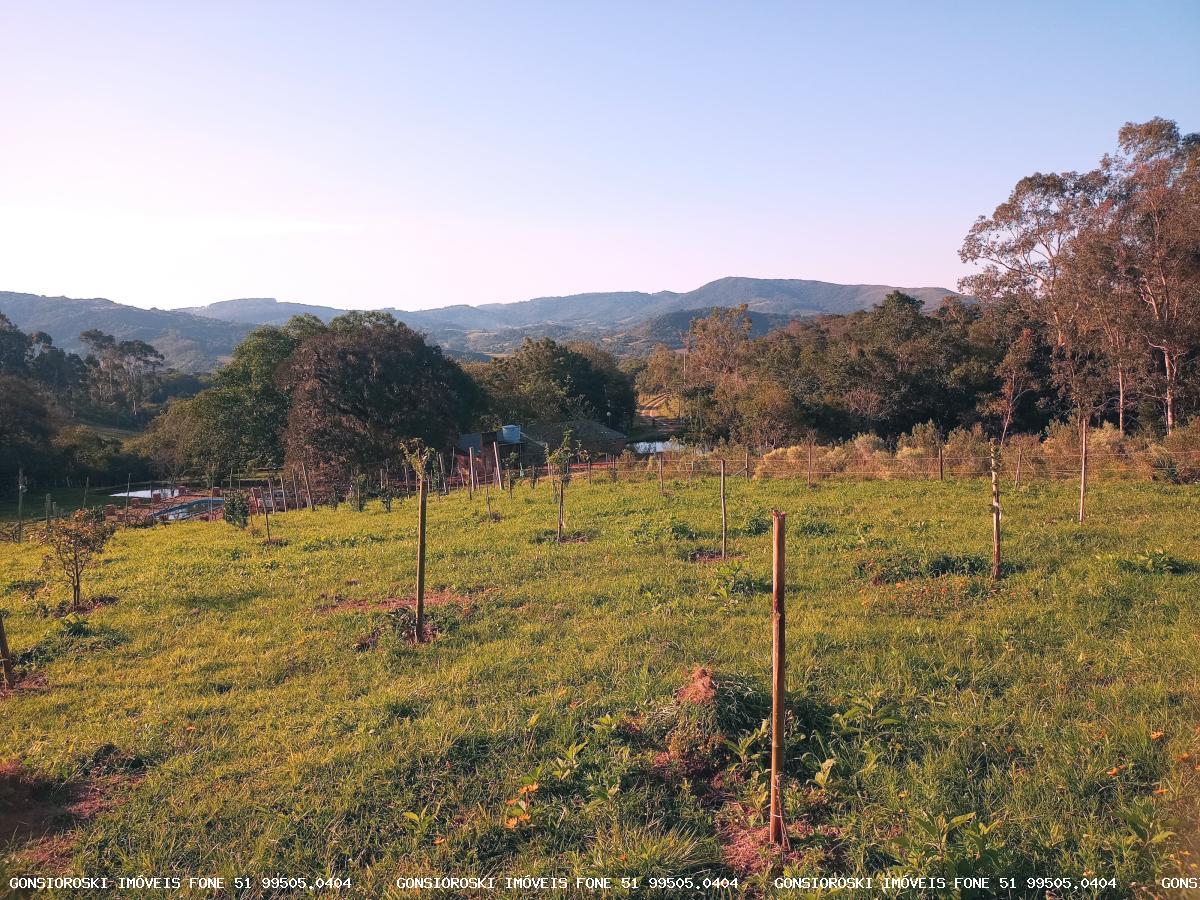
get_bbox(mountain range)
[1,277,958,372]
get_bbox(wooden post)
[938,446,944,481]
[468,447,475,499]
[208,476,215,520]
[587,458,592,483]
[262,487,272,541]
[291,470,301,511]
[0,612,13,690]
[745,446,751,480]
[806,441,814,489]
[1078,417,1088,525]
[493,442,503,490]
[278,472,287,512]
[769,510,788,848]
[301,463,314,511]
[557,472,566,542]
[15,468,24,543]
[416,474,428,642]
[1014,447,1023,488]
[485,477,492,517]
[125,474,132,519]
[720,460,728,560]
[657,453,664,495]
[991,444,1002,581]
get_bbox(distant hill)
[0,292,252,372]
[1,278,959,371]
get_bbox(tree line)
[638,119,1199,449]
[0,316,205,489]
[136,313,637,489]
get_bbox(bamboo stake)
[1078,418,1088,525]
[0,612,13,689]
[16,468,24,543]
[468,447,475,499]
[262,487,271,541]
[720,460,728,560]
[1014,447,1023,488]
[806,441,814,489]
[769,510,788,849]
[557,472,566,542]
[493,442,503,489]
[416,473,428,642]
[991,443,1002,581]
[657,453,664,495]
[745,446,751,480]
[938,446,944,481]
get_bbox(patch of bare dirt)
[0,673,50,702]
[316,590,475,615]
[0,760,142,871]
[716,800,816,877]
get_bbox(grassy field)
[1,476,1198,897]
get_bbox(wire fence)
[3,441,1196,544]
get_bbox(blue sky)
[1,1,1197,310]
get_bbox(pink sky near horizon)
[1,1,1197,312]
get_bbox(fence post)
[302,463,315,511]
[415,473,428,642]
[720,460,728,560]
[0,611,13,690]
[938,446,944,481]
[769,510,789,849]
[991,444,1002,581]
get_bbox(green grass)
[1,478,1198,896]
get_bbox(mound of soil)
[676,667,717,706]
[0,760,139,870]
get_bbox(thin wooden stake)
[125,474,132,519]
[82,476,90,510]
[1014,447,1023,488]
[658,453,664,495]
[557,472,566,542]
[745,446,751,480]
[1078,418,1088,525]
[468,447,476,499]
[262,487,271,541]
[493,442,503,490]
[291,470,301,511]
[806,441,814,489]
[720,460,728,560]
[991,444,1002,581]
[416,473,428,642]
[769,510,788,849]
[938,446,944,481]
[16,468,24,544]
